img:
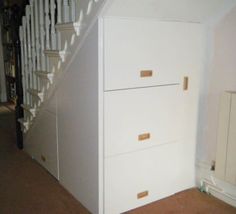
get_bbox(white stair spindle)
[30,0,37,90]
[22,17,30,107]
[50,0,56,49]
[39,0,46,71]
[57,0,62,23]
[69,0,76,22]
[19,27,26,104]
[63,0,69,22]
[45,0,50,49]
[35,0,40,70]
[56,0,62,50]
[74,0,80,22]
[26,6,33,106]
[35,0,41,90]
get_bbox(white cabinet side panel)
[57,22,99,214]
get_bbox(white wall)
[196,6,236,164]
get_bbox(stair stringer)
[40,0,109,106]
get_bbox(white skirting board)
[196,160,236,207]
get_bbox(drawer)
[104,85,184,157]
[104,142,187,214]
[104,18,204,90]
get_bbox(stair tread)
[35,70,47,73]
[56,22,82,36]
[44,49,60,52]
[21,104,35,110]
[56,22,81,28]
[35,71,54,76]
[44,49,66,62]
[28,88,43,94]
[44,49,61,55]
[56,21,76,26]
[18,118,29,124]
[28,89,44,101]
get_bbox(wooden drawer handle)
[140,70,153,77]
[183,76,189,90]
[41,155,46,162]
[138,133,150,141]
[137,191,149,199]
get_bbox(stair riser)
[58,29,78,50]
[48,56,63,73]
[39,78,51,91]
[23,109,35,118]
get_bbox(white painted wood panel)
[57,22,99,214]
[104,85,184,157]
[37,112,58,178]
[225,93,236,185]
[105,142,187,214]
[104,18,204,91]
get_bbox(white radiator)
[215,91,236,185]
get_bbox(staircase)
[18,0,105,133]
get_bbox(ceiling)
[104,0,236,23]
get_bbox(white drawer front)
[105,143,188,214]
[104,85,184,157]
[104,18,204,90]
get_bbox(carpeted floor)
[126,189,236,214]
[0,103,90,214]
[0,103,236,214]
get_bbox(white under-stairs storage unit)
[18,0,235,213]
[102,17,204,214]
[24,17,204,214]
